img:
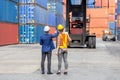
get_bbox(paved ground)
[0,38,120,80]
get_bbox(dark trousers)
[41,51,52,73]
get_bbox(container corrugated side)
[90,18,108,28]
[71,0,82,5]
[95,0,102,8]
[117,19,120,27]
[56,15,65,27]
[19,0,47,8]
[19,4,35,24]
[48,11,56,27]
[0,22,18,46]
[109,6,115,14]
[56,2,63,15]
[0,0,7,22]
[36,26,44,43]
[117,2,120,14]
[35,6,47,25]
[19,24,35,43]
[87,0,94,8]
[19,0,35,3]
[109,0,116,7]
[7,0,18,23]
[19,4,47,25]
[117,14,120,27]
[117,27,120,40]
[87,8,108,18]
[63,0,66,20]
[109,15,115,22]
[89,27,109,38]
[36,0,47,8]
[0,0,18,23]
[102,0,108,7]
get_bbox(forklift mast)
[66,0,96,48]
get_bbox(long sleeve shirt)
[40,32,59,53]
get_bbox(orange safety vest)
[59,32,69,49]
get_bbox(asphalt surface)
[0,38,120,80]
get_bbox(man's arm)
[51,30,59,38]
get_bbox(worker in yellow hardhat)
[56,24,71,75]
[57,24,64,30]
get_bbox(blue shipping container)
[19,5,47,25]
[47,2,56,13]
[0,0,7,21]
[36,26,45,43]
[56,2,63,15]
[56,15,65,27]
[35,6,47,24]
[7,1,18,23]
[71,0,82,5]
[19,24,35,43]
[0,0,18,23]
[48,11,56,27]
[109,22,115,29]
[19,0,47,8]
[19,0,35,3]
[19,4,35,24]
[117,33,120,40]
[117,27,120,34]
[117,2,120,14]
[87,0,95,8]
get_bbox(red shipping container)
[109,0,116,7]
[0,22,18,46]
[89,27,109,38]
[49,26,56,34]
[117,19,120,27]
[115,3,118,9]
[49,26,56,41]
[90,18,108,28]
[117,14,120,20]
[108,7,115,14]
[63,0,66,20]
[102,0,108,7]
[95,0,102,7]
[87,8,108,18]
[109,15,115,22]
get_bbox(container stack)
[0,0,18,46]
[19,0,47,43]
[108,0,116,35]
[117,0,120,40]
[87,0,117,37]
[56,1,65,27]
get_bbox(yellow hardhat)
[57,24,64,30]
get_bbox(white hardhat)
[44,26,50,32]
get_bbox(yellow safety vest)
[59,33,68,49]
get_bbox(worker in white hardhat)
[40,25,59,74]
[44,26,50,32]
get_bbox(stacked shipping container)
[19,0,64,43]
[86,0,117,37]
[117,0,120,40]
[19,0,48,43]
[0,0,18,46]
